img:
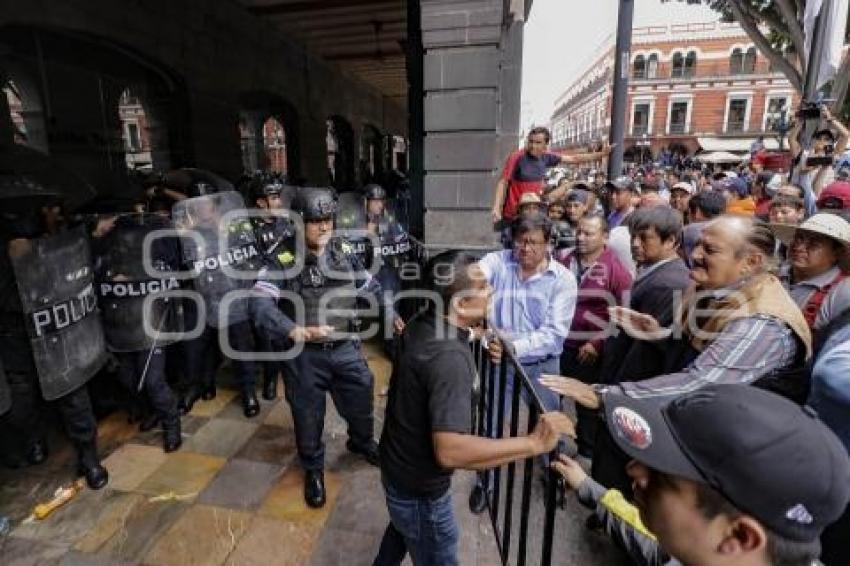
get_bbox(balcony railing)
[630,60,779,83]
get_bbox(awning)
[697,151,745,164]
[697,137,779,152]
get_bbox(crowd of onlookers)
[457,120,850,566]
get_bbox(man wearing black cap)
[552,384,850,566]
[605,177,638,229]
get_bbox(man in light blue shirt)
[469,213,578,514]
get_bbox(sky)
[520,0,721,130]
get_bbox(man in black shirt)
[373,251,575,566]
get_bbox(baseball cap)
[566,189,591,204]
[670,181,695,195]
[718,176,749,198]
[605,176,640,194]
[518,192,543,206]
[817,180,850,211]
[603,384,850,542]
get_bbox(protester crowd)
[423,119,850,566]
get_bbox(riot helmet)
[249,175,284,209]
[364,183,387,201]
[187,181,218,199]
[0,175,63,241]
[291,187,338,222]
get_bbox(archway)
[327,116,354,190]
[237,92,299,180]
[360,124,385,185]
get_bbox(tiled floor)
[0,342,627,565]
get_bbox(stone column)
[419,0,526,247]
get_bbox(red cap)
[817,181,850,211]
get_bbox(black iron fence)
[470,334,567,566]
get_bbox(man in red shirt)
[491,127,610,226]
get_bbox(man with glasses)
[772,213,850,330]
[468,212,577,513]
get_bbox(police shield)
[11,226,108,401]
[336,191,370,260]
[95,214,184,352]
[173,191,260,328]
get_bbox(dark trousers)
[115,349,178,424]
[182,321,257,392]
[590,425,634,498]
[560,346,602,457]
[285,340,374,471]
[0,370,97,463]
[373,478,459,566]
[254,326,287,387]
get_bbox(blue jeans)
[373,478,459,566]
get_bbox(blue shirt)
[478,250,577,362]
[809,323,850,453]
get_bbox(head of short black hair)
[425,250,481,315]
[512,211,552,241]
[756,171,775,188]
[528,126,551,144]
[580,212,609,234]
[814,129,836,142]
[629,206,682,245]
[688,191,726,218]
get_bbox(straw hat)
[771,213,850,272]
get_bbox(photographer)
[790,106,849,198]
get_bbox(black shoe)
[178,388,201,415]
[201,384,217,401]
[77,463,109,490]
[27,438,48,466]
[346,439,379,466]
[262,376,277,401]
[242,391,260,418]
[304,470,326,508]
[139,414,160,433]
[162,419,182,453]
[468,483,489,515]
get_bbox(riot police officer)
[93,212,183,452]
[248,174,296,401]
[250,187,402,508]
[174,182,262,418]
[0,179,108,488]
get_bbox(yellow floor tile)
[226,516,321,566]
[257,467,341,528]
[135,452,226,501]
[97,412,141,448]
[101,444,170,492]
[142,504,252,566]
[188,389,238,418]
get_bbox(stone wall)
[0,0,407,193]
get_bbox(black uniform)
[251,236,389,471]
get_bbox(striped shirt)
[617,315,798,399]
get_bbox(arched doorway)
[237,92,299,180]
[360,124,385,185]
[1,71,48,153]
[327,116,354,190]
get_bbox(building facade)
[550,21,800,162]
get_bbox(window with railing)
[633,55,646,79]
[671,51,696,79]
[632,103,650,135]
[669,101,688,134]
[647,53,659,78]
[743,47,757,74]
[727,98,748,132]
[765,96,788,132]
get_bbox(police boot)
[262,374,277,401]
[242,388,260,418]
[346,439,379,467]
[139,414,160,433]
[162,418,182,453]
[201,384,217,401]
[75,442,109,490]
[27,437,49,466]
[178,387,202,415]
[304,470,326,508]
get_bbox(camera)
[796,102,822,120]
